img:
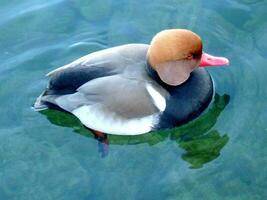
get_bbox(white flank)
[72,105,158,135]
[146,83,166,112]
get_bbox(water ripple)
[0,0,65,25]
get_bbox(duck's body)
[35,44,213,135]
[35,29,228,135]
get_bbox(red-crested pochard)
[34,29,229,135]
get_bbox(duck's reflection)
[40,93,230,168]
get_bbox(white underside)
[72,105,159,135]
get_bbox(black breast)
[156,68,214,129]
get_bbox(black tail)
[33,91,49,111]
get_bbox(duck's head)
[147,29,229,86]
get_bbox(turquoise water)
[0,0,267,199]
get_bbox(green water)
[0,0,267,199]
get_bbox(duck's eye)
[186,54,193,60]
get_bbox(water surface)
[0,0,267,199]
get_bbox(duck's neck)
[146,61,163,84]
[146,60,173,89]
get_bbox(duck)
[34,29,229,135]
